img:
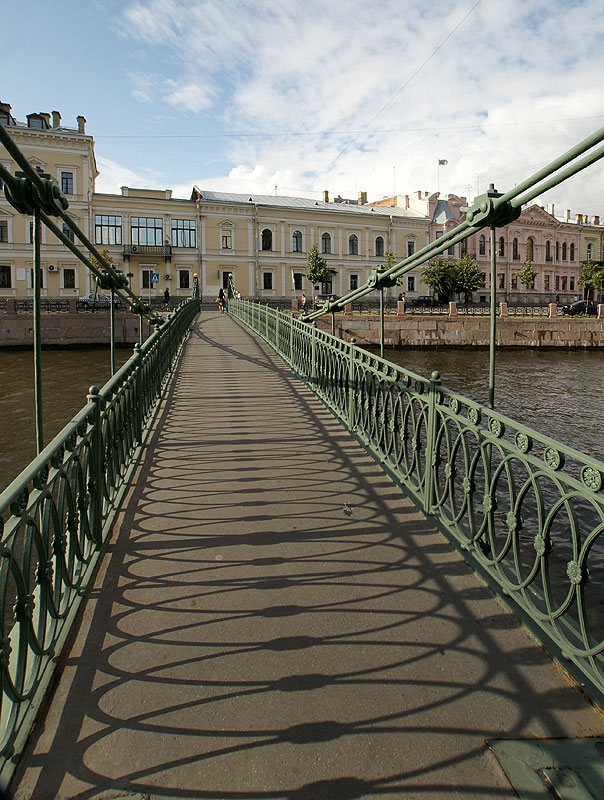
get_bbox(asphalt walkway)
[11,311,604,800]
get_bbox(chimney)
[39,112,51,128]
[358,191,367,205]
[575,213,582,223]
[404,194,410,209]
[52,110,61,128]
[584,214,589,224]
[415,191,422,200]
[564,209,571,222]
[593,215,600,225]
[547,203,555,216]
[77,115,86,134]
[322,190,329,203]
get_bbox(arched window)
[562,242,567,261]
[479,235,486,256]
[570,243,575,261]
[348,234,358,255]
[556,241,560,260]
[375,236,384,257]
[407,238,416,257]
[513,238,519,259]
[321,232,331,254]
[587,242,593,260]
[526,237,534,261]
[498,237,505,256]
[292,230,302,252]
[261,228,272,251]
[546,241,552,261]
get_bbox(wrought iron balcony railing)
[123,244,172,257]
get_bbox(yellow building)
[1,101,433,303]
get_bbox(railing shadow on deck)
[12,316,597,799]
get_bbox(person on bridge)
[163,287,170,308]
[217,287,225,313]
[301,293,306,310]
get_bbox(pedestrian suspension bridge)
[2,124,604,799]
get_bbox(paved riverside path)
[12,312,604,800]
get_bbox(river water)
[366,346,603,463]
[0,347,133,494]
[0,344,602,494]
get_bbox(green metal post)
[311,321,317,387]
[379,286,385,360]
[110,286,116,376]
[423,370,441,515]
[33,209,43,454]
[87,385,104,550]
[488,223,497,409]
[331,310,335,337]
[348,337,357,430]
[139,313,143,345]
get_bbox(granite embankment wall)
[321,315,604,348]
[0,311,143,347]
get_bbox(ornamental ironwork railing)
[0,296,198,786]
[229,298,604,710]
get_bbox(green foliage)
[578,260,604,301]
[306,242,330,284]
[518,259,537,290]
[455,253,485,303]
[422,256,458,302]
[382,251,397,270]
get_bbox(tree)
[518,259,537,293]
[306,242,330,285]
[578,260,604,302]
[422,256,457,302]
[455,253,485,305]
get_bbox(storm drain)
[489,738,604,799]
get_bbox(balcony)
[123,244,172,257]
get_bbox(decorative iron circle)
[65,432,78,452]
[544,447,564,471]
[488,418,504,438]
[449,397,460,414]
[33,464,50,490]
[50,446,65,469]
[402,375,410,388]
[414,380,424,395]
[10,488,29,517]
[515,432,532,453]
[566,560,583,585]
[467,407,480,425]
[581,466,602,492]
[77,421,88,438]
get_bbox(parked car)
[562,300,598,316]
[78,293,111,309]
[313,294,339,309]
[411,295,439,307]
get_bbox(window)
[321,232,331,254]
[546,241,552,261]
[62,223,74,243]
[570,243,575,261]
[348,234,358,255]
[95,215,122,245]
[0,265,11,288]
[556,241,560,260]
[461,238,467,255]
[375,236,384,257]
[511,273,518,289]
[293,272,303,290]
[63,268,75,289]
[28,117,44,129]
[142,270,153,289]
[172,219,196,248]
[0,220,7,243]
[498,273,505,289]
[179,270,190,289]
[29,268,44,289]
[562,242,567,261]
[526,237,534,261]
[261,229,272,251]
[562,276,568,290]
[407,239,415,257]
[479,235,486,256]
[292,230,302,252]
[60,171,74,195]
[263,272,273,290]
[448,244,455,257]
[570,277,575,291]
[544,275,550,291]
[498,237,505,257]
[407,276,415,292]
[587,243,593,260]
[555,275,560,290]
[131,217,163,246]
[29,221,34,244]
[221,229,232,249]
[513,238,519,260]
[350,274,358,291]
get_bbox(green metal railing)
[0,296,198,786]
[230,298,604,709]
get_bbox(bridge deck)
[12,312,604,799]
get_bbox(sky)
[4,0,604,216]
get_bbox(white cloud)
[95,157,163,194]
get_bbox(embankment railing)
[0,298,198,786]
[230,299,604,711]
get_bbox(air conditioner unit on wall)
[131,245,139,253]
[165,274,172,280]
[48,264,57,272]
